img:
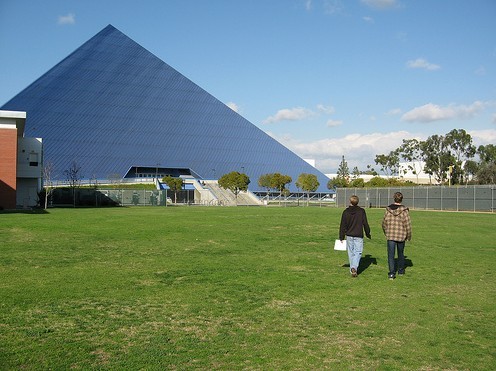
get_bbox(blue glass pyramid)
[2,25,329,192]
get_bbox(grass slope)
[1,207,494,369]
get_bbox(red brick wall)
[0,128,17,209]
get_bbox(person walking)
[339,195,371,277]
[382,192,412,280]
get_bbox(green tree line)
[329,129,496,188]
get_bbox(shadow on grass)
[0,208,50,215]
[342,255,413,275]
[358,254,377,274]
[341,254,377,275]
[399,256,414,271]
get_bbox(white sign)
[334,239,347,251]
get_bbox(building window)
[29,153,38,167]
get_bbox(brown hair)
[394,192,403,203]
[349,195,359,206]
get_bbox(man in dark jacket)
[339,195,371,277]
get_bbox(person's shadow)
[342,254,377,275]
[341,255,413,275]
[396,256,414,271]
[358,254,377,274]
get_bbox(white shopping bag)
[333,239,347,251]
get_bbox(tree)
[365,164,378,176]
[351,166,360,180]
[42,161,55,210]
[349,178,365,188]
[327,177,348,189]
[258,173,273,196]
[218,171,250,204]
[64,161,82,207]
[420,134,454,184]
[476,163,496,184]
[445,129,476,184]
[337,155,350,179]
[463,160,479,183]
[365,176,389,188]
[162,176,183,203]
[474,144,496,185]
[397,138,424,184]
[374,151,399,178]
[445,129,476,162]
[330,155,350,188]
[296,173,319,204]
[270,173,292,198]
[477,144,496,164]
[370,129,492,185]
[258,173,292,198]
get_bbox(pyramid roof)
[2,25,329,192]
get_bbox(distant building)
[398,161,433,184]
[326,162,435,185]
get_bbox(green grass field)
[1,206,494,370]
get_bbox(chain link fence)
[46,188,195,207]
[336,185,496,212]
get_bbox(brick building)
[0,110,42,209]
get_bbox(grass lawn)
[1,206,494,369]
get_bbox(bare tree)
[42,161,55,209]
[64,161,82,207]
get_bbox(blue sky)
[1,0,495,173]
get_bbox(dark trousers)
[387,240,405,275]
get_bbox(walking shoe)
[398,270,405,276]
[388,273,395,280]
[351,268,357,277]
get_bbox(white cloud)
[323,0,344,15]
[316,104,335,114]
[401,101,487,123]
[305,0,313,11]
[58,13,75,25]
[475,66,486,76]
[386,108,402,116]
[469,129,496,146]
[264,103,342,127]
[326,119,343,127]
[406,58,440,71]
[361,0,399,9]
[226,102,240,113]
[271,130,415,172]
[263,107,314,124]
[269,126,496,173]
[362,16,374,23]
